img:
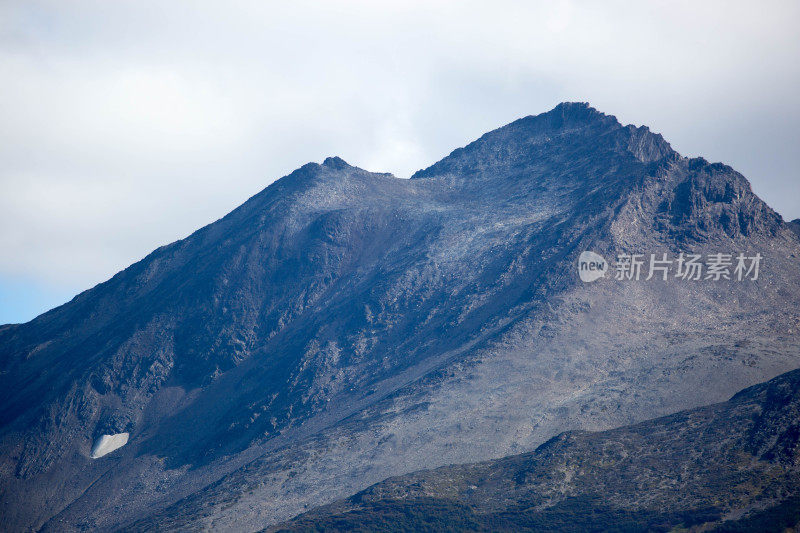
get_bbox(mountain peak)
[543,100,615,124]
[411,102,671,180]
[322,156,350,170]
[555,100,592,110]
[515,101,620,131]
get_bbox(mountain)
[1,103,799,531]
[274,367,800,532]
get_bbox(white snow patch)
[90,432,129,458]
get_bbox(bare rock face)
[1,103,799,531]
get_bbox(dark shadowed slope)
[275,368,800,532]
[788,219,800,239]
[1,103,799,531]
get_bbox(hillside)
[1,103,799,531]
[275,368,800,532]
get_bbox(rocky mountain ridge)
[1,102,799,531]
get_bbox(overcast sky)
[1,0,799,324]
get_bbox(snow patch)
[90,432,129,458]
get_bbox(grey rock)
[1,102,799,531]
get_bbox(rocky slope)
[1,103,799,531]
[274,368,800,532]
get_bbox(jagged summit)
[321,156,350,170]
[521,100,619,129]
[412,102,673,180]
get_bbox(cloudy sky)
[1,0,799,324]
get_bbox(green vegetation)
[272,370,800,532]
[714,495,800,532]
[274,495,726,532]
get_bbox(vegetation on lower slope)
[274,369,800,532]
